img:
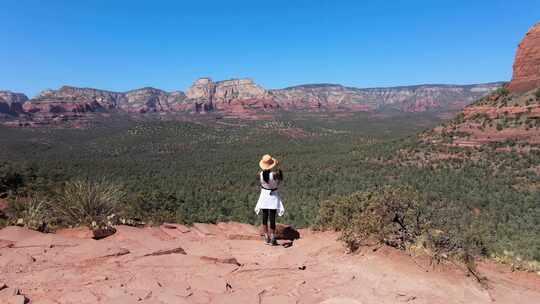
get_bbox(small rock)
[161,223,191,233]
[92,226,117,240]
[0,239,15,249]
[102,248,130,258]
[143,247,186,257]
[200,256,241,266]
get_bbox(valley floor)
[1,223,539,304]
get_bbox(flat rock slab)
[212,290,260,304]
[55,227,94,239]
[0,239,14,249]
[0,226,44,242]
[218,222,260,240]
[12,232,81,249]
[262,295,297,304]
[0,250,35,268]
[3,222,540,304]
[59,242,131,262]
[188,275,227,294]
[217,222,259,235]
[192,223,223,237]
[320,297,364,304]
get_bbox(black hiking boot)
[264,234,271,245]
[270,237,278,246]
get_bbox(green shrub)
[494,87,510,97]
[0,163,24,197]
[316,185,491,279]
[49,180,126,228]
[317,186,429,251]
[535,88,540,100]
[454,113,465,123]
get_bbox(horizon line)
[3,80,508,99]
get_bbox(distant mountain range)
[0,79,503,127]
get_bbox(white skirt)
[254,189,285,216]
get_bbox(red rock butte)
[508,22,540,92]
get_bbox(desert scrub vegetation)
[7,196,50,232]
[1,113,540,268]
[316,186,480,258]
[494,87,510,97]
[316,184,539,275]
[5,179,126,231]
[0,162,25,197]
[49,179,126,228]
[316,186,429,252]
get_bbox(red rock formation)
[272,83,501,113]
[508,22,540,92]
[1,80,502,127]
[0,91,28,117]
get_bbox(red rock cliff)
[508,22,540,92]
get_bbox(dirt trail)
[0,223,539,303]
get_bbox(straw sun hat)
[259,154,278,170]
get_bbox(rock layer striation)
[0,78,502,126]
[508,22,540,92]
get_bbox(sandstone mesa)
[0,79,502,126]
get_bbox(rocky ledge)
[1,222,539,304]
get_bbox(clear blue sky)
[2,0,539,97]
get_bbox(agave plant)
[9,196,50,232]
[51,179,126,228]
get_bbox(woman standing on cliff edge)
[255,154,285,246]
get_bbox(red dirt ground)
[1,223,539,303]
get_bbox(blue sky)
[2,0,539,97]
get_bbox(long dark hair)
[262,170,271,183]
